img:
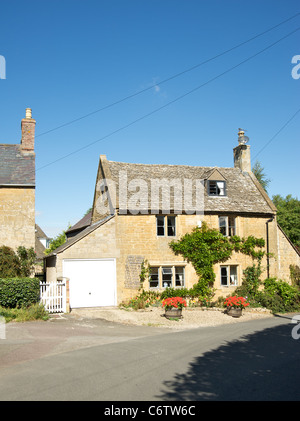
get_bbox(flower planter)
[227,307,242,318]
[165,308,182,319]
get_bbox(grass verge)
[0,303,49,322]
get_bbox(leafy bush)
[0,245,36,278]
[290,265,300,287]
[235,263,263,298]
[0,246,20,277]
[160,287,189,299]
[255,278,300,313]
[0,278,40,308]
[122,290,161,310]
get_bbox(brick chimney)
[21,108,36,152]
[233,128,251,172]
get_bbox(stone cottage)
[0,109,36,251]
[45,130,300,308]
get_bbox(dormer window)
[208,180,226,196]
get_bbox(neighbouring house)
[0,108,36,251]
[35,224,51,252]
[45,130,300,309]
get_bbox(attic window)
[208,180,226,196]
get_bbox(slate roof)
[66,210,92,236]
[105,160,276,215]
[0,144,35,185]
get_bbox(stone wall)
[0,187,35,250]
[47,211,300,305]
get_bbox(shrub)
[255,278,300,313]
[0,245,36,278]
[290,265,300,287]
[122,290,160,310]
[0,246,20,277]
[160,287,189,300]
[0,278,40,308]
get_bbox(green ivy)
[169,222,265,298]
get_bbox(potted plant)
[224,296,250,317]
[162,297,187,319]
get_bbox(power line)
[35,25,300,173]
[252,106,300,162]
[35,11,300,139]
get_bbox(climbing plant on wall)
[169,222,265,293]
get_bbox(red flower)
[224,296,249,309]
[162,297,187,310]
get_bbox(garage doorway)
[63,259,116,308]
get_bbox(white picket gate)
[40,280,66,313]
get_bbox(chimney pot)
[25,108,32,119]
[233,128,251,172]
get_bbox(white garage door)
[63,259,116,308]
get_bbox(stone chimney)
[233,128,251,172]
[21,108,36,152]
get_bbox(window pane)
[220,266,228,286]
[156,215,165,236]
[228,216,236,236]
[167,216,176,236]
[208,181,217,195]
[149,267,159,288]
[219,216,227,236]
[217,181,225,196]
[230,266,238,285]
[175,267,185,287]
[162,267,172,288]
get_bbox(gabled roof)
[101,158,276,215]
[35,224,51,240]
[66,210,92,235]
[0,144,35,185]
[45,214,115,257]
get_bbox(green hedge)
[0,278,40,308]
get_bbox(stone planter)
[227,307,242,318]
[165,308,182,319]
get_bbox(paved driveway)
[0,312,300,401]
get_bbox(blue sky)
[0,0,299,238]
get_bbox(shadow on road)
[157,321,300,401]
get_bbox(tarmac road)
[0,312,299,401]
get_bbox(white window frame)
[149,265,185,289]
[220,265,238,287]
[219,216,236,236]
[156,215,176,237]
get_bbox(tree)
[44,225,70,255]
[252,160,270,193]
[272,194,300,248]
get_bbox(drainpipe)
[266,217,274,278]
